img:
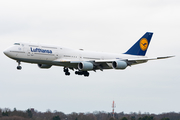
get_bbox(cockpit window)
[14,43,20,45]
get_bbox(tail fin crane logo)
[140,38,148,51]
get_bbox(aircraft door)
[79,54,82,60]
[27,47,33,56]
[54,48,61,59]
[54,51,59,59]
[101,56,104,60]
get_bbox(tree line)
[0,108,179,120]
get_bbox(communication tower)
[112,100,116,118]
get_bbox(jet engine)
[112,61,127,69]
[78,62,94,71]
[38,64,52,69]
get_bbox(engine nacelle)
[78,62,94,71]
[112,61,127,69]
[38,64,52,69]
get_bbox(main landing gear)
[17,61,22,70]
[75,71,89,77]
[63,67,90,77]
[63,67,70,76]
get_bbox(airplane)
[3,32,174,77]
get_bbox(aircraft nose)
[3,48,9,56]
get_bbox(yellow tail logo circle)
[140,38,148,51]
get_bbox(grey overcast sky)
[0,0,179,114]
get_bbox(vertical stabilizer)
[124,32,153,56]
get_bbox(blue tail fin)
[124,32,153,56]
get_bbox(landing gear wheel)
[84,72,89,77]
[64,68,68,73]
[75,71,89,77]
[64,67,70,76]
[65,72,70,76]
[17,66,22,70]
[17,61,22,70]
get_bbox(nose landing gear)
[17,66,22,70]
[17,61,22,70]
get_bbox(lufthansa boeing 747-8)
[3,32,174,77]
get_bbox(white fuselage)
[3,42,146,70]
[3,32,173,77]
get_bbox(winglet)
[124,32,153,56]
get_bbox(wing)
[52,56,174,70]
[53,58,111,70]
[127,56,175,65]
[95,56,175,65]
